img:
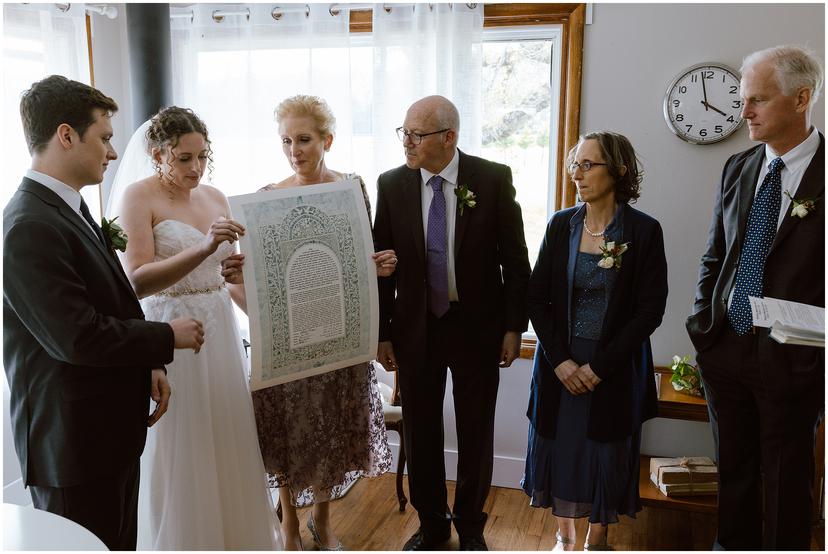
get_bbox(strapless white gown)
[137,219,283,550]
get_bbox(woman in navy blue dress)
[522,131,668,549]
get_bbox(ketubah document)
[229,179,379,389]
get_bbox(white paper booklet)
[229,179,379,389]
[749,296,825,347]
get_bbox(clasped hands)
[554,359,601,395]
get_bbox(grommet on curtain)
[55,3,71,12]
[466,3,478,8]
[271,7,283,20]
[304,4,310,18]
[383,4,392,14]
[329,5,340,17]
[212,8,249,23]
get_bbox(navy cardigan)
[526,203,668,442]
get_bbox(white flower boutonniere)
[783,190,818,218]
[598,240,629,270]
[101,216,128,253]
[455,184,477,216]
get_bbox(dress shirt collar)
[25,169,82,212]
[764,126,820,173]
[421,148,460,186]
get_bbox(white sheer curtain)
[169,3,484,203]
[2,3,94,213]
[170,4,356,196]
[371,3,484,169]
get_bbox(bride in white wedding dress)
[108,107,283,550]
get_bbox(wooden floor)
[292,473,825,551]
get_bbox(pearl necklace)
[583,219,606,238]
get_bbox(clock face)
[663,63,745,144]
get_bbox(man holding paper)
[686,46,824,550]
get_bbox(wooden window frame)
[349,3,585,212]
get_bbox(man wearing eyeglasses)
[374,95,530,551]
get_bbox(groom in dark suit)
[374,95,530,551]
[3,75,205,550]
[686,46,824,550]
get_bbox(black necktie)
[79,198,106,246]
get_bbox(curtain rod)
[168,3,479,23]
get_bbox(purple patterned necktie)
[426,175,450,317]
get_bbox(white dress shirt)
[26,169,97,235]
[420,149,460,302]
[757,126,820,229]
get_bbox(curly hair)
[20,75,118,154]
[567,131,643,204]
[146,106,214,183]
[274,94,336,137]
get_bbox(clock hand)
[701,72,709,111]
[701,100,727,117]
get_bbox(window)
[481,26,562,267]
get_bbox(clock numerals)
[663,63,745,145]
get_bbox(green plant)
[670,354,704,397]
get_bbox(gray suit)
[686,134,824,550]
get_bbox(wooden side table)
[643,368,825,524]
[639,369,715,512]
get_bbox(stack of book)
[649,456,718,497]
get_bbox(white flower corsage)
[455,184,477,216]
[783,190,817,218]
[598,240,629,270]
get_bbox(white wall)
[581,3,824,366]
[578,2,824,474]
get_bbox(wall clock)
[663,62,745,145]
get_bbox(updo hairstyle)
[274,95,336,138]
[146,106,214,183]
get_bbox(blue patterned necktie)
[727,157,785,335]
[426,175,450,318]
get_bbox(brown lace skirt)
[252,361,392,507]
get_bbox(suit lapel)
[770,134,824,253]
[454,150,476,258]
[403,169,426,264]
[22,179,138,300]
[735,147,764,249]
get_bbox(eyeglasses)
[396,127,450,145]
[568,161,608,173]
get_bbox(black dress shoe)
[403,528,451,551]
[459,535,488,551]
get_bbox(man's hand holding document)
[749,296,825,347]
